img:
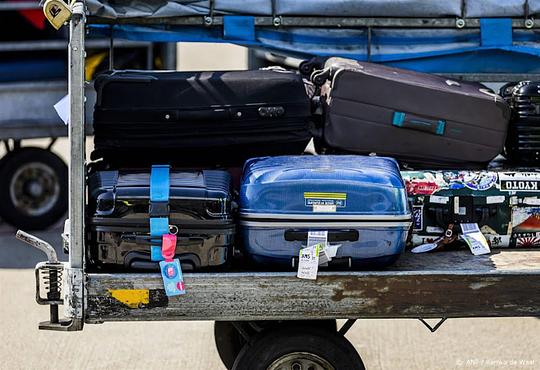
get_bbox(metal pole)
[161,43,177,70]
[0,1,40,11]
[67,0,86,328]
[109,25,114,70]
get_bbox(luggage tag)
[319,244,340,265]
[310,231,329,266]
[411,224,457,253]
[297,244,321,280]
[460,223,491,256]
[411,240,443,253]
[159,233,186,296]
[297,231,327,280]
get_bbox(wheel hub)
[10,162,60,217]
[267,352,335,370]
[26,181,44,197]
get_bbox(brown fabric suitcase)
[313,58,511,169]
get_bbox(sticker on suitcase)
[304,192,347,212]
[515,235,540,248]
[499,172,540,192]
[512,207,540,232]
[412,205,423,231]
[402,171,497,195]
[510,207,540,248]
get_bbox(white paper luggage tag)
[460,223,491,256]
[319,244,340,265]
[297,231,328,280]
[297,245,320,280]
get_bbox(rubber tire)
[232,326,364,370]
[0,148,67,230]
[215,321,338,370]
[215,322,247,370]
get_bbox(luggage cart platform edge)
[85,250,540,323]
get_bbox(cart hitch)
[16,230,72,330]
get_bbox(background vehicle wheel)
[0,147,67,230]
[232,325,364,370]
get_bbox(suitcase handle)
[433,206,493,227]
[174,109,231,121]
[392,111,446,136]
[292,256,351,269]
[284,229,359,242]
[108,73,158,83]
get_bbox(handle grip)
[392,111,446,136]
[284,229,359,242]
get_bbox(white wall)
[176,42,248,71]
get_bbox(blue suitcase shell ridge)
[240,155,409,217]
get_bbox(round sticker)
[463,172,497,191]
[163,263,178,279]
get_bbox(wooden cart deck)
[86,250,540,323]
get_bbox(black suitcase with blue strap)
[86,166,234,271]
[312,57,510,169]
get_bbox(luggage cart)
[20,1,540,369]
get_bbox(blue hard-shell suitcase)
[239,155,412,269]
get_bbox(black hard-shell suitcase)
[312,57,510,169]
[92,69,315,166]
[504,81,540,164]
[86,169,235,271]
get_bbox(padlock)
[43,0,73,30]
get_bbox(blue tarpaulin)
[88,0,540,74]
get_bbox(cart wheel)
[215,322,247,370]
[0,148,67,230]
[215,321,338,370]
[232,325,364,370]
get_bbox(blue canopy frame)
[86,0,540,80]
[90,18,540,79]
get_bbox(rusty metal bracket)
[418,317,447,333]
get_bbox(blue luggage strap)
[149,165,170,261]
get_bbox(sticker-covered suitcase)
[402,170,540,248]
[86,169,235,271]
[240,155,412,269]
[312,57,510,168]
[92,69,315,167]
